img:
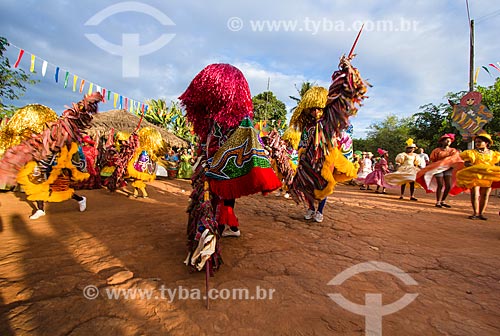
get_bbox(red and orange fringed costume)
[179,63,280,274]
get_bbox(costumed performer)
[415,133,465,208]
[456,132,500,220]
[384,139,421,200]
[77,135,102,189]
[0,104,58,189]
[179,63,281,274]
[288,55,367,223]
[364,148,389,194]
[126,127,164,198]
[0,93,103,218]
[17,142,89,219]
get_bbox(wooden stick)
[348,24,365,58]
[205,259,210,309]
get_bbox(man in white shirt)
[416,148,429,168]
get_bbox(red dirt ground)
[1,179,499,335]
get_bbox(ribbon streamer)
[79,79,85,93]
[13,49,24,68]
[55,67,60,82]
[30,54,35,72]
[42,60,48,76]
[72,75,78,91]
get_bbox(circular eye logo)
[84,1,176,78]
[327,261,418,335]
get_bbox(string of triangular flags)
[474,62,500,83]
[7,39,148,114]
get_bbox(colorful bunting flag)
[55,67,60,82]
[72,75,78,92]
[30,54,35,72]
[79,79,85,93]
[13,49,24,68]
[6,39,148,115]
[41,60,48,76]
[64,71,69,88]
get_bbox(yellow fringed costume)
[290,87,357,200]
[314,145,357,200]
[17,143,90,202]
[0,104,58,158]
[126,127,165,197]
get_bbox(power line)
[475,8,500,23]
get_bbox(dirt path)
[1,179,499,335]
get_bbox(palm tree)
[289,81,315,112]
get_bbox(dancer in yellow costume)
[289,86,358,222]
[456,132,500,220]
[0,104,58,189]
[127,127,164,198]
[17,142,89,219]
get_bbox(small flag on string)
[64,71,69,88]
[79,79,85,93]
[113,93,118,108]
[13,49,24,68]
[474,67,480,84]
[87,82,93,95]
[55,67,60,82]
[482,66,491,76]
[102,88,106,103]
[30,54,35,72]
[119,95,123,109]
[489,63,500,72]
[124,97,128,110]
[42,60,48,77]
[73,75,78,91]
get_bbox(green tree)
[142,98,170,128]
[252,91,287,130]
[0,37,38,119]
[289,81,315,105]
[141,99,195,144]
[364,115,413,161]
[477,78,500,148]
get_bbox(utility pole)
[468,18,475,149]
[469,19,474,92]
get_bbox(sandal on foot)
[468,215,479,220]
[410,197,418,201]
[440,202,451,208]
[435,204,442,208]
[478,215,488,220]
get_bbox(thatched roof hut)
[86,109,188,148]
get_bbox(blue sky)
[1,0,499,138]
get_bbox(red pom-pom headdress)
[179,63,253,141]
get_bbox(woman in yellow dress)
[456,133,500,220]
